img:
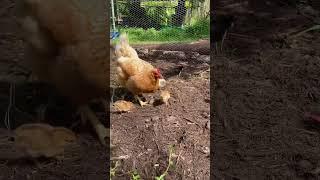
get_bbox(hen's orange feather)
[114,33,165,96]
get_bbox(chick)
[13,123,77,159]
[160,90,171,106]
[111,100,135,113]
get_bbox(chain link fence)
[110,0,210,44]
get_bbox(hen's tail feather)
[119,32,129,47]
[114,32,139,59]
[116,56,131,64]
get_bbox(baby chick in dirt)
[148,90,171,106]
[14,123,77,160]
[160,90,171,105]
[111,100,135,113]
[0,123,77,162]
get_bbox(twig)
[152,125,160,152]
[289,127,318,135]
[178,68,183,77]
[111,88,115,104]
[228,33,256,39]
[290,25,320,38]
[111,155,130,161]
[182,117,202,128]
[4,83,15,130]
[175,145,183,167]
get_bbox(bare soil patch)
[213,1,320,179]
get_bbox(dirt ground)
[213,1,320,179]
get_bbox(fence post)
[111,0,116,32]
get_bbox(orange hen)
[16,0,109,145]
[114,33,166,106]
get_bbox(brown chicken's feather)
[125,71,160,95]
[113,33,164,97]
[114,33,139,59]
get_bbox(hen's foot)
[134,95,148,107]
[78,105,109,146]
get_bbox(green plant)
[110,161,119,180]
[131,170,141,180]
[125,145,175,180]
[155,145,175,180]
[184,17,210,38]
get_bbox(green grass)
[142,1,177,7]
[112,18,209,45]
[141,0,192,8]
[110,161,119,180]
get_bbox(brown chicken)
[113,33,166,106]
[16,0,109,145]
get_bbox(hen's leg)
[134,95,148,107]
[111,88,115,104]
[78,105,109,146]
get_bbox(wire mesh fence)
[110,0,210,44]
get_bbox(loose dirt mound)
[133,40,210,55]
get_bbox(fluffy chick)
[14,123,76,159]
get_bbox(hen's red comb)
[154,68,161,74]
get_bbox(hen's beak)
[159,78,166,88]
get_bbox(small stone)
[149,50,163,57]
[190,52,200,59]
[161,51,186,60]
[151,116,160,121]
[167,115,177,121]
[201,112,210,118]
[136,48,149,57]
[198,55,210,63]
[200,146,210,154]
